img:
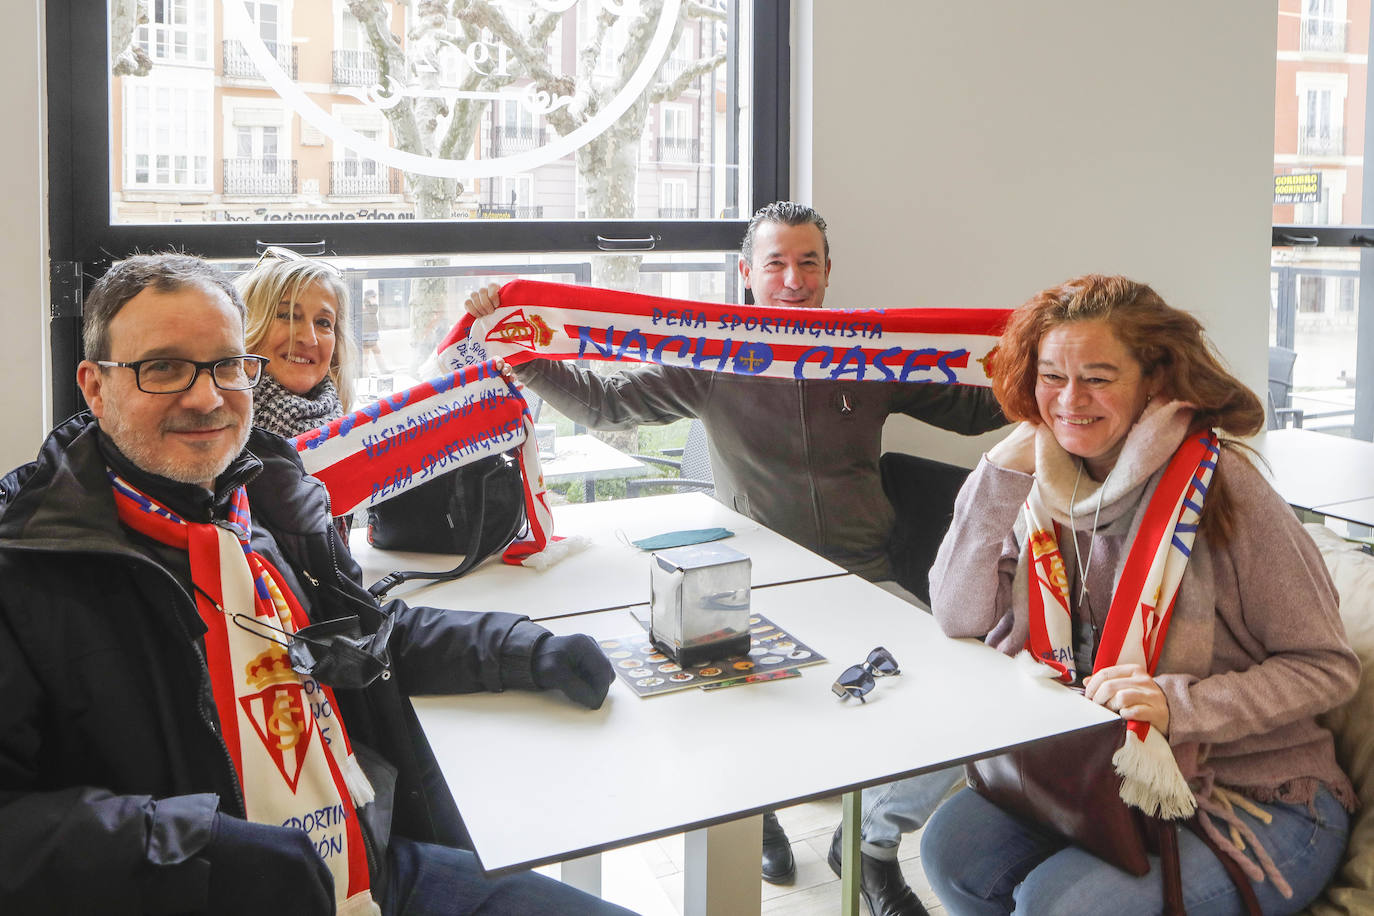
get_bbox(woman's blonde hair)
[237,257,355,411]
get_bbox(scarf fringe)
[515,534,590,570]
[341,752,375,808]
[1113,726,1196,819]
[1014,649,1062,683]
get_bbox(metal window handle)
[255,239,329,255]
[1276,233,1319,246]
[595,235,658,251]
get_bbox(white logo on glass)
[222,0,680,181]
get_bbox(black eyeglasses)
[96,355,269,393]
[254,245,343,278]
[831,646,901,703]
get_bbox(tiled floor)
[538,795,946,916]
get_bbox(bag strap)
[1154,818,1185,916]
[367,460,501,601]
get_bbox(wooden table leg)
[684,814,762,916]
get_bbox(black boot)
[827,825,927,916]
[760,811,796,884]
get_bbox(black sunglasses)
[831,646,900,703]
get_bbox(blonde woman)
[237,250,356,439]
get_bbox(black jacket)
[0,413,551,913]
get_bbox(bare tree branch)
[110,0,151,77]
[651,52,725,103]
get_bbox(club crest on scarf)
[438,280,1010,388]
[240,645,315,792]
[489,309,555,351]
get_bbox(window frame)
[50,0,788,262]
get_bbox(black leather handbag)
[365,452,527,599]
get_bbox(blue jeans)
[855,766,964,860]
[381,836,640,916]
[919,786,1349,916]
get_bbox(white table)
[540,433,648,501]
[413,575,1117,916]
[1250,428,1374,516]
[349,492,846,619]
[1311,496,1374,529]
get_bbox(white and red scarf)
[111,474,380,915]
[1021,413,1219,819]
[437,279,1010,386]
[290,361,564,567]
[288,282,1007,567]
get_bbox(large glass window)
[1272,0,1371,441]
[136,0,212,65]
[99,0,756,232]
[122,80,213,189]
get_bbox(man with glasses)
[467,202,1009,914]
[0,254,630,916]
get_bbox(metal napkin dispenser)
[649,543,752,666]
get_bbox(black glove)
[202,813,334,915]
[532,633,614,709]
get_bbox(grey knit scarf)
[252,373,343,439]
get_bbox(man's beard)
[101,405,250,488]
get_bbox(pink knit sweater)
[930,446,1359,811]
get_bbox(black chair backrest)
[880,452,972,606]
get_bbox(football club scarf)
[110,474,379,915]
[1022,430,1220,820]
[290,361,561,567]
[437,279,1010,387]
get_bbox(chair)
[520,388,544,422]
[1267,346,1304,430]
[879,452,972,606]
[627,419,714,497]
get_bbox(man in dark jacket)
[0,254,630,915]
[467,203,1008,914]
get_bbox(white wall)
[1,0,50,471]
[795,1,1279,466]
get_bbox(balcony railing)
[223,158,298,196]
[333,49,380,87]
[657,206,698,218]
[1301,20,1348,53]
[1299,127,1345,157]
[485,125,543,157]
[222,39,298,79]
[329,161,403,196]
[658,57,690,83]
[656,136,700,163]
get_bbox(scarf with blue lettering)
[110,474,379,915]
[438,279,1010,384]
[290,361,559,567]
